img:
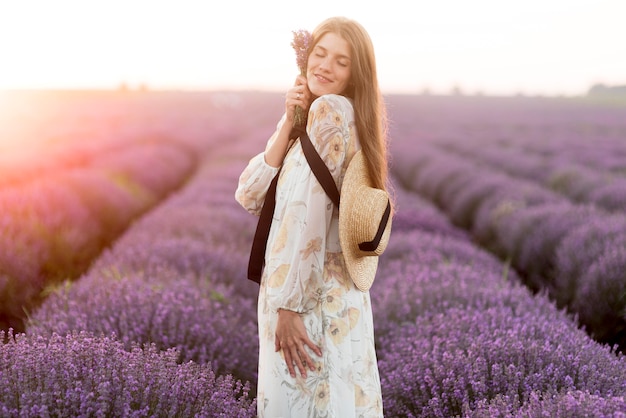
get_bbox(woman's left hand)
[275,309,322,378]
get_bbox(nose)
[319,57,331,72]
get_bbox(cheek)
[339,68,352,85]
[307,57,320,72]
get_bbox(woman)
[236,16,389,417]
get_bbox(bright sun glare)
[0,0,625,95]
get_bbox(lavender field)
[1,90,626,417]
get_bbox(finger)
[295,74,307,86]
[283,347,297,378]
[292,348,308,378]
[284,98,299,122]
[298,347,316,372]
[286,91,304,105]
[275,334,280,352]
[303,336,322,358]
[286,86,299,98]
[301,341,321,371]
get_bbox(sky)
[0,0,624,96]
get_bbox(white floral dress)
[236,94,383,417]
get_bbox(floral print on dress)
[235,94,383,417]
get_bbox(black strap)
[302,132,390,253]
[247,165,281,283]
[247,126,342,284]
[247,126,304,284]
[300,132,340,208]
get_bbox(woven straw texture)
[339,150,392,291]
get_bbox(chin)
[311,86,341,97]
[308,74,347,96]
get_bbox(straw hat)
[339,150,392,291]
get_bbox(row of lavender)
[4,105,626,415]
[433,136,626,212]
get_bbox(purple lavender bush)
[471,390,626,418]
[378,305,626,417]
[392,186,469,240]
[491,203,599,291]
[571,243,626,349]
[374,243,529,339]
[0,178,101,330]
[553,215,626,307]
[548,166,602,201]
[88,160,261,302]
[468,181,563,249]
[435,139,552,184]
[0,330,256,417]
[28,270,259,386]
[587,181,626,212]
[91,140,197,199]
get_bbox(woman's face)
[306,32,352,97]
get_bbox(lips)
[315,73,332,83]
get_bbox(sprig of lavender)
[290,29,312,127]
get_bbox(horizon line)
[0,86,600,99]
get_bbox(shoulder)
[310,94,353,116]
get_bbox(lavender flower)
[28,270,260,386]
[493,203,599,290]
[472,390,626,417]
[291,29,312,127]
[553,215,626,307]
[571,242,626,348]
[378,306,626,417]
[291,29,311,75]
[0,330,256,417]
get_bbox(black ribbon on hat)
[358,200,391,252]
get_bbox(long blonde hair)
[309,17,390,193]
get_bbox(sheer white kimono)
[236,94,383,418]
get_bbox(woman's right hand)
[265,75,312,167]
[275,308,322,378]
[285,75,311,124]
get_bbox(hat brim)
[339,150,391,291]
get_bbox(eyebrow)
[314,45,352,61]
